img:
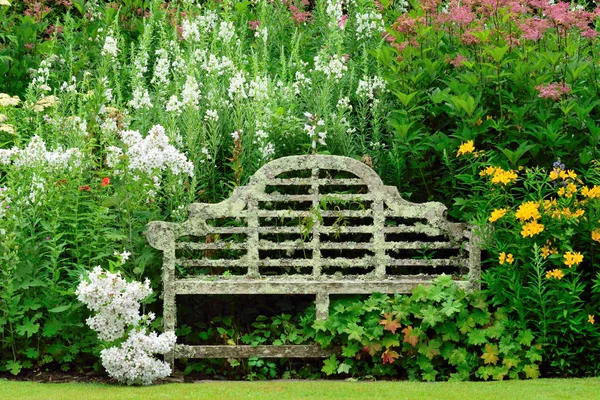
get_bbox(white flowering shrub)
[76,266,176,385]
[118,125,194,177]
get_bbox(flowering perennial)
[119,125,194,177]
[76,267,176,385]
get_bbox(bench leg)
[164,290,176,370]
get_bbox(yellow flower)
[457,140,475,157]
[479,165,496,176]
[563,251,584,268]
[592,229,600,243]
[490,168,518,185]
[549,170,559,180]
[541,246,552,259]
[489,208,508,223]
[582,186,600,199]
[515,201,541,221]
[567,170,577,179]
[589,315,595,324]
[521,221,544,238]
[498,252,514,265]
[545,269,564,279]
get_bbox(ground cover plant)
[0,0,599,383]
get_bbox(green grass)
[1,378,599,400]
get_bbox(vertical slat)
[311,167,322,277]
[163,248,177,368]
[247,198,260,278]
[372,195,386,278]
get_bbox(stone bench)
[146,155,481,363]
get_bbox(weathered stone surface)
[145,155,481,365]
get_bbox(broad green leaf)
[5,360,22,375]
[342,343,360,358]
[523,364,540,379]
[322,355,339,375]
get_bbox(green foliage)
[314,278,542,381]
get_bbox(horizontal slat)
[385,241,459,250]
[174,344,332,359]
[383,225,445,235]
[171,278,471,295]
[256,193,373,202]
[177,256,464,268]
[177,257,375,268]
[387,258,465,266]
[268,178,365,186]
[256,210,372,218]
[176,224,450,236]
[176,242,247,250]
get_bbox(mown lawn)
[1,378,598,400]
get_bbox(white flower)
[151,49,170,87]
[202,54,234,75]
[129,87,153,110]
[204,109,218,123]
[293,72,312,96]
[165,95,182,115]
[0,135,83,171]
[106,145,123,168]
[217,21,235,44]
[231,130,242,141]
[76,267,177,385]
[314,54,348,82]
[228,71,247,100]
[355,11,384,41]
[76,266,153,342]
[119,125,194,177]
[248,76,269,101]
[100,330,176,385]
[102,35,120,58]
[255,26,268,44]
[180,75,201,109]
[356,76,386,105]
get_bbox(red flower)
[79,185,91,191]
[56,179,68,186]
[101,177,111,187]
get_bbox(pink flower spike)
[339,14,348,29]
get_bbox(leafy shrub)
[454,146,600,376]
[314,277,542,381]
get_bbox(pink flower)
[461,31,481,46]
[519,18,550,42]
[535,82,571,101]
[248,20,260,31]
[581,28,599,39]
[289,5,312,25]
[338,14,348,29]
[392,15,418,35]
[448,6,476,25]
[382,30,395,43]
[449,54,468,67]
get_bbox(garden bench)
[146,155,481,364]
